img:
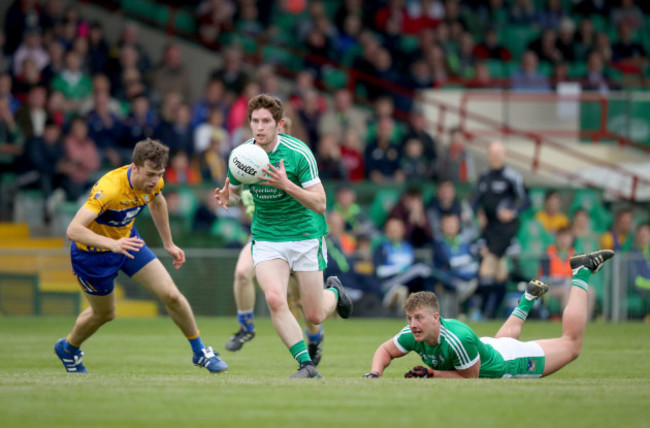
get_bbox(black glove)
[404,366,434,378]
[363,372,380,378]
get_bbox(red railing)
[461,92,650,153]
[422,91,650,200]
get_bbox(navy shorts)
[70,229,156,296]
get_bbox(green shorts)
[480,337,545,378]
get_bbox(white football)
[228,143,270,184]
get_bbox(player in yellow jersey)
[54,138,228,374]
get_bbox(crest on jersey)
[527,359,537,372]
[93,190,105,200]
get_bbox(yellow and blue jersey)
[75,165,164,252]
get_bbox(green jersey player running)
[364,249,614,379]
[215,94,352,378]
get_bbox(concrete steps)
[0,223,158,317]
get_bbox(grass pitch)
[1,316,649,428]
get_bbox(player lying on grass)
[364,249,614,379]
[55,138,227,374]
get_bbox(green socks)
[571,267,591,292]
[512,295,536,321]
[289,341,311,364]
[328,286,339,300]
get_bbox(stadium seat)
[218,33,255,55]
[121,0,155,21]
[210,217,248,246]
[152,4,170,27]
[368,188,401,229]
[175,9,197,34]
[516,218,554,279]
[568,62,587,79]
[322,66,348,90]
[400,36,420,54]
[568,189,612,233]
[589,14,609,33]
[500,25,540,60]
[262,45,302,72]
[520,187,546,223]
[485,59,508,79]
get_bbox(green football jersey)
[228,134,328,242]
[393,318,507,378]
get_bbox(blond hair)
[403,291,440,314]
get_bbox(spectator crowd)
[1,0,648,320]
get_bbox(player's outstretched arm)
[149,194,185,269]
[214,178,241,210]
[412,360,481,379]
[365,339,407,378]
[67,207,144,258]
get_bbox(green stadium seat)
[400,36,420,54]
[368,188,402,229]
[220,33,257,54]
[517,218,554,279]
[485,59,508,79]
[322,67,348,90]
[152,4,170,27]
[262,45,302,71]
[175,9,197,34]
[568,189,612,233]
[340,45,362,67]
[568,62,587,79]
[210,217,248,246]
[270,11,303,32]
[520,187,546,223]
[590,14,609,33]
[538,61,552,77]
[121,0,155,21]
[500,25,540,60]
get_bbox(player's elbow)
[312,197,327,215]
[314,203,326,215]
[66,223,80,242]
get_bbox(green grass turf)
[1,317,649,428]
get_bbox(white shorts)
[251,238,328,272]
[480,336,546,378]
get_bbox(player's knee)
[160,286,185,307]
[235,267,253,285]
[562,337,583,362]
[569,341,583,361]
[94,308,115,323]
[304,310,324,325]
[264,289,288,313]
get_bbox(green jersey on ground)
[393,318,506,378]
[228,134,328,242]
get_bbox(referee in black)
[471,142,530,319]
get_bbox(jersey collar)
[271,134,281,153]
[126,165,134,189]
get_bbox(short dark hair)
[132,138,169,169]
[545,190,559,201]
[247,93,284,123]
[404,291,439,314]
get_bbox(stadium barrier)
[0,248,647,321]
